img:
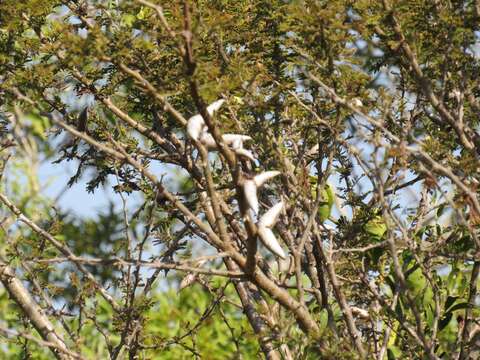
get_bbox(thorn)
[186,99,226,141]
[243,171,281,215]
[187,114,204,141]
[234,148,256,162]
[257,226,286,259]
[258,201,284,228]
[243,179,259,214]
[206,99,225,114]
[253,171,281,187]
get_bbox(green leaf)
[387,345,402,359]
[437,203,447,218]
[394,299,403,320]
[137,7,151,20]
[122,14,136,27]
[27,113,50,139]
[311,180,334,222]
[364,215,387,239]
[53,234,65,242]
[446,302,470,313]
[406,267,427,296]
[444,295,459,312]
[438,312,453,332]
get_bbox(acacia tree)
[1,0,480,359]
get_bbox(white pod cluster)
[186,99,287,258]
[186,99,226,141]
[186,100,255,162]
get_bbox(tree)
[1,0,480,358]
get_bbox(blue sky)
[39,158,120,217]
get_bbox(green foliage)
[310,178,335,222]
[1,0,480,358]
[363,215,387,240]
[144,282,259,359]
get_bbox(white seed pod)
[232,138,242,150]
[200,133,252,150]
[351,306,370,319]
[229,134,255,161]
[179,259,207,290]
[258,201,284,228]
[257,226,286,259]
[351,98,363,107]
[243,171,281,214]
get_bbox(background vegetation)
[1,0,480,359]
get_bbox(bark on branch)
[0,261,76,360]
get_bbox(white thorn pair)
[199,132,252,149]
[242,171,280,215]
[257,201,286,259]
[186,100,286,259]
[200,133,255,161]
[186,99,225,141]
[186,99,256,161]
[230,136,256,162]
